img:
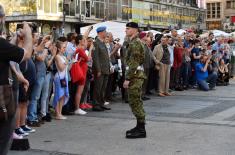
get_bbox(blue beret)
[96,26,107,33]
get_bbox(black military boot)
[126,121,138,135]
[126,122,146,139]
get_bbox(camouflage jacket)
[125,36,146,80]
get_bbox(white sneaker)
[55,115,67,120]
[13,132,23,139]
[104,102,110,105]
[74,109,87,115]
[61,115,67,120]
[15,128,29,137]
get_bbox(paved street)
[9,80,235,155]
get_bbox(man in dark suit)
[92,26,111,111]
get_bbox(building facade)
[206,0,235,31]
[2,0,206,35]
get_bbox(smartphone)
[16,22,38,33]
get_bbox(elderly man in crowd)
[92,26,111,111]
[153,36,172,97]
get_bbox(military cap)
[126,22,139,29]
[96,26,107,33]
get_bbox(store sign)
[132,1,150,20]
[124,1,196,22]
[131,19,169,27]
[123,7,196,22]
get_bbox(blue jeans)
[190,61,198,86]
[197,72,218,91]
[40,72,52,116]
[181,62,191,86]
[28,75,45,121]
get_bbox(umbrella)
[177,29,186,35]
[212,30,231,37]
[230,32,235,37]
[144,30,162,36]
[200,32,209,38]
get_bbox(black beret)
[126,22,139,29]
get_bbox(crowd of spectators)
[1,3,235,152]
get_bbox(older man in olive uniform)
[92,26,111,111]
[123,22,147,139]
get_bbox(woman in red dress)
[72,34,89,115]
[173,36,184,91]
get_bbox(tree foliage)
[0,0,37,16]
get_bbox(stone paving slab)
[8,118,235,155]
[8,80,235,155]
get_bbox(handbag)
[70,55,85,83]
[0,68,16,122]
[58,72,67,88]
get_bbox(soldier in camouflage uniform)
[123,22,147,139]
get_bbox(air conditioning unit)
[76,14,86,21]
[80,14,85,21]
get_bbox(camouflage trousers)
[128,78,145,123]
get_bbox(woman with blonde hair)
[53,41,69,120]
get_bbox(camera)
[189,39,195,45]
[113,38,120,44]
[16,22,38,33]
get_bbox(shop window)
[232,0,235,9]
[227,1,231,8]
[70,0,76,16]
[76,0,80,14]
[51,0,57,13]
[44,0,50,13]
[108,2,117,20]
[217,11,220,18]
[38,0,43,10]
[92,1,105,19]
[122,0,128,6]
